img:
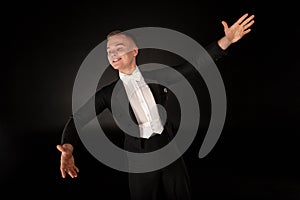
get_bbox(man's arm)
[56,83,113,178]
[60,83,114,148]
[144,13,255,84]
[142,40,227,86]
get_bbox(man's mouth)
[113,58,121,63]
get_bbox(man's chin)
[111,65,118,69]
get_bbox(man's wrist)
[217,36,232,50]
[62,143,74,153]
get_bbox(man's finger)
[60,168,66,178]
[241,15,255,27]
[236,13,249,25]
[74,166,80,173]
[68,169,78,178]
[56,145,64,152]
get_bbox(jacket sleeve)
[60,83,113,147]
[204,40,228,61]
[144,40,228,86]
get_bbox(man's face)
[106,34,138,72]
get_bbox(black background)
[2,0,300,199]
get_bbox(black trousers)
[124,131,192,200]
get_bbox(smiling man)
[57,13,255,200]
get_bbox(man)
[57,13,255,200]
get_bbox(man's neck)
[119,65,137,75]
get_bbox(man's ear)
[133,48,138,57]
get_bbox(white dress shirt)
[119,66,164,139]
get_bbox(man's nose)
[110,51,118,59]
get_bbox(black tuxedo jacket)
[61,41,228,146]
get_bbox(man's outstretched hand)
[218,13,255,50]
[56,144,79,178]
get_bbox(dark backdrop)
[2,1,300,199]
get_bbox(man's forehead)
[107,34,131,47]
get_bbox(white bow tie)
[120,68,142,84]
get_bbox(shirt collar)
[119,66,141,84]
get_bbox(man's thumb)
[56,144,64,152]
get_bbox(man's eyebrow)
[107,43,125,50]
